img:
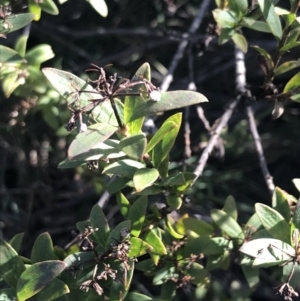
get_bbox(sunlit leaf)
[255,203,290,243]
[232,33,248,53]
[274,60,300,75]
[257,0,282,40]
[223,195,237,221]
[103,159,145,178]
[272,187,291,223]
[128,91,208,122]
[87,0,108,17]
[212,9,237,28]
[25,44,55,65]
[240,18,271,33]
[39,0,59,15]
[0,13,35,35]
[67,123,117,159]
[143,229,167,255]
[283,71,300,93]
[133,168,159,192]
[128,237,152,257]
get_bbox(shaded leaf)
[2,71,20,97]
[212,9,237,28]
[36,278,69,301]
[279,41,300,53]
[90,204,110,247]
[39,0,59,15]
[272,187,291,223]
[120,134,147,160]
[274,60,300,75]
[31,233,57,263]
[105,220,132,249]
[0,13,35,35]
[241,18,271,33]
[17,261,67,301]
[153,266,177,285]
[0,238,26,287]
[128,91,208,122]
[292,200,300,230]
[255,203,290,243]
[181,217,214,236]
[0,45,25,63]
[223,195,237,221]
[187,262,207,285]
[9,233,24,253]
[108,177,131,194]
[127,196,148,237]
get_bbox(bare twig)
[246,106,275,194]
[192,47,245,185]
[160,0,211,92]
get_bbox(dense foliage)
[1,0,300,301]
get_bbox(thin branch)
[160,0,211,92]
[192,47,245,185]
[246,106,275,195]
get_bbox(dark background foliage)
[1,0,300,300]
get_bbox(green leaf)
[255,203,290,243]
[25,44,55,65]
[143,229,167,255]
[14,35,28,57]
[223,195,237,221]
[67,123,117,159]
[241,18,271,33]
[39,0,59,15]
[124,292,152,301]
[274,60,300,75]
[17,261,66,301]
[239,238,294,267]
[228,0,248,16]
[108,177,131,194]
[127,196,148,237]
[133,168,159,192]
[292,178,300,192]
[0,288,17,301]
[0,238,26,287]
[9,233,24,253]
[156,154,169,179]
[153,266,178,285]
[103,159,145,178]
[146,115,181,153]
[120,134,147,160]
[0,45,25,63]
[187,262,207,285]
[165,217,184,239]
[42,68,119,126]
[105,220,132,249]
[257,0,282,40]
[90,204,110,247]
[182,217,214,236]
[272,187,291,223]
[280,41,300,53]
[211,209,245,241]
[2,71,20,98]
[232,33,248,53]
[218,28,235,45]
[241,258,260,288]
[160,281,177,300]
[292,200,300,230]
[212,9,237,28]
[128,91,208,122]
[283,71,300,93]
[124,63,151,135]
[128,237,152,257]
[283,261,300,288]
[251,45,274,70]
[29,4,41,21]
[0,13,35,35]
[151,113,182,168]
[58,158,85,169]
[36,278,69,301]
[31,233,57,263]
[87,0,108,17]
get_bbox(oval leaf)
[0,45,25,63]
[0,238,26,288]
[127,196,148,237]
[133,168,159,192]
[17,261,67,301]
[255,203,290,243]
[25,44,55,65]
[211,209,245,241]
[103,159,145,178]
[120,134,147,160]
[129,91,208,122]
[143,229,167,255]
[0,13,35,35]
[31,233,57,263]
[9,233,24,253]
[68,123,117,159]
[232,33,248,53]
[36,278,69,301]
[128,237,153,257]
